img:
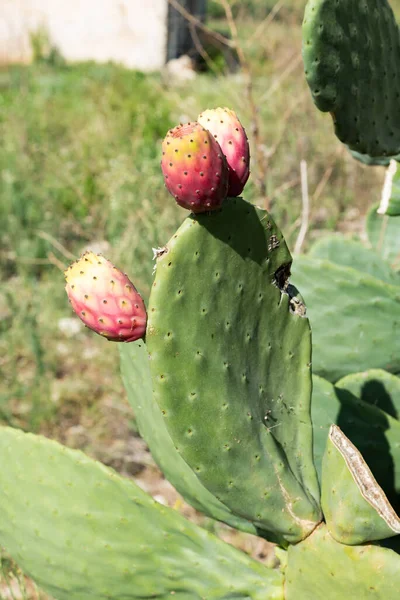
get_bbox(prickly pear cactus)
[3,182,399,598]
[119,340,260,536]
[65,251,147,341]
[336,369,400,418]
[161,122,229,212]
[146,197,321,544]
[198,107,250,196]
[322,424,400,545]
[302,0,400,156]
[349,150,400,167]
[291,256,400,381]
[2,16,400,591]
[0,426,283,600]
[311,373,400,496]
[286,522,400,599]
[308,235,399,285]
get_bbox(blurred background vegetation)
[1,0,400,595]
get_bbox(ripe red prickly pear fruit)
[161,122,229,212]
[198,107,250,197]
[64,252,147,342]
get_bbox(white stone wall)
[0,0,168,70]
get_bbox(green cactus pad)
[336,369,400,420]
[322,425,400,545]
[312,375,400,510]
[147,197,321,544]
[0,426,284,600]
[312,375,341,481]
[308,235,399,285]
[302,0,400,156]
[366,203,400,269]
[349,150,398,167]
[384,199,400,219]
[291,257,400,381]
[286,523,400,599]
[385,195,400,217]
[119,341,258,535]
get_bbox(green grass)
[0,63,174,280]
[0,62,179,434]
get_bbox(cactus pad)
[322,425,400,544]
[336,369,400,420]
[291,257,400,380]
[302,0,400,156]
[119,341,259,535]
[0,426,284,600]
[147,197,321,544]
[286,523,400,599]
[308,235,399,285]
[312,374,400,510]
[349,150,397,167]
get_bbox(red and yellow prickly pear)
[64,252,147,342]
[198,107,250,197]
[161,122,229,212]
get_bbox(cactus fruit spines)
[64,252,147,342]
[198,107,250,196]
[161,122,229,213]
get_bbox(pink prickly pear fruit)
[198,107,250,197]
[161,121,229,213]
[64,252,147,342]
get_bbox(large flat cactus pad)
[303,0,400,156]
[147,197,321,544]
[0,426,283,600]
